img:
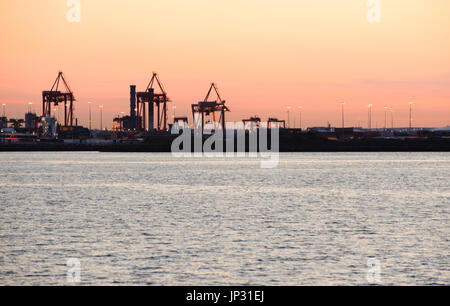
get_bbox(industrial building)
[0,117,7,129]
[25,113,39,134]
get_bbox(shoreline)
[1,137,450,152]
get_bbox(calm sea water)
[0,152,448,286]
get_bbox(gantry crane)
[268,118,286,129]
[243,116,262,129]
[192,83,230,134]
[42,72,75,127]
[136,73,170,132]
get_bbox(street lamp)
[298,106,303,130]
[390,108,394,129]
[173,105,177,123]
[368,104,373,130]
[409,102,414,130]
[341,102,346,128]
[384,106,388,130]
[287,106,291,128]
[99,105,103,130]
[340,102,346,139]
[88,102,93,130]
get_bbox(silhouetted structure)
[8,118,24,130]
[243,116,261,129]
[25,113,39,133]
[113,115,142,132]
[192,83,230,134]
[136,73,170,132]
[42,72,75,127]
[268,118,286,129]
[0,117,7,129]
[130,85,137,130]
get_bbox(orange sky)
[1,0,449,129]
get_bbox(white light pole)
[340,102,346,139]
[384,106,388,130]
[368,104,373,130]
[99,105,103,130]
[173,105,177,123]
[287,106,291,128]
[390,108,394,129]
[88,102,92,130]
[409,102,414,130]
[298,106,303,130]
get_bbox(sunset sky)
[1,0,449,129]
